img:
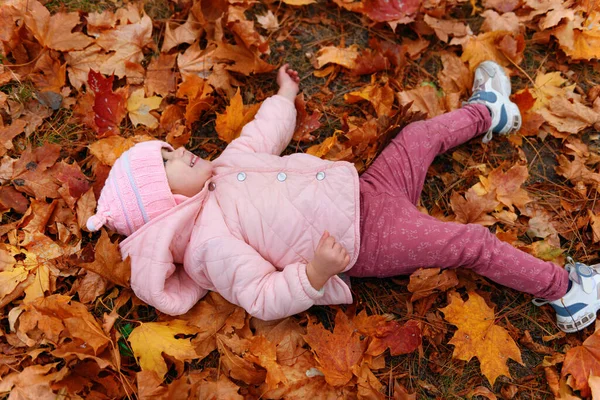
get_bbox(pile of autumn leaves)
[2,0,600,397]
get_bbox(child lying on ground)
[88,62,596,333]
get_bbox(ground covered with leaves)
[1,0,600,398]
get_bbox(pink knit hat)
[86,140,176,236]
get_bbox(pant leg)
[360,104,491,204]
[350,194,569,300]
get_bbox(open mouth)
[190,155,198,167]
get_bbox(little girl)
[87,63,599,333]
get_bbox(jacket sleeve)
[222,95,297,156]
[129,254,208,316]
[196,236,325,320]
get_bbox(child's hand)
[277,64,300,102]
[306,231,350,290]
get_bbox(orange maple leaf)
[440,291,523,385]
[215,88,260,143]
[562,327,600,397]
[303,310,367,386]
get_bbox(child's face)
[161,147,213,197]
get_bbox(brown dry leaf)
[95,13,154,79]
[467,386,498,399]
[590,373,600,399]
[423,15,472,42]
[217,334,267,385]
[215,88,260,143]
[352,363,385,399]
[440,291,523,385]
[438,52,473,96]
[407,268,459,301]
[246,336,288,390]
[17,294,110,352]
[213,42,275,75]
[81,229,130,287]
[553,19,600,61]
[303,310,367,386]
[260,352,348,398]
[481,10,521,35]
[537,95,599,134]
[344,82,395,117]
[396,85,445,118]
[30,51,66,93]
[88,135,153,166]
[0,363,67,399]
[129,320,199,379]
[450,188,500,226]
[461,31,515,71]
[313,45,360,70]
[531,71,574,111]
[162,14,202,53]
[477,165,532,211]
[23,0,93,51]
[282,0,316,4]
[177,75,215,127]
[251,317,306,366]
[256,11,280,31]
[145,53,177,97]
[562,326,600,397]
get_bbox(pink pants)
[349,104,568,301]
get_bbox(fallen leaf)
[397,85,445,118]
[461,31,515,71]
[345,82,395,117]
[256,11,280,31]
[24,0,93,51]
[129,320,199,379]
[353,311,422,356]
[553,19,600,61]
[87,70,127,137]
[282,0,316,4]
[95,13,154,79]
[481,10,521,35]
[407,268,459,301]
[162,14,202,53]
[313,45,360,70]
[562,323,600,397]
[423,15,472,43]
[81,230,130,287]
[215,88,260,143]
[88,135,153,166]
[293,93,321,142]
[451,188,500,226]
[440,291,523,385]
[145,53,177,97]
[479,165,532,211]
[303,310,367,386]
[438,52,473,96]
[126,88,162,128]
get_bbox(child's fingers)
[317,230,330,248]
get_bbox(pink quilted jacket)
[119,95,361,320]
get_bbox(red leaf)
[87,70,126,137]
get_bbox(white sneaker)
[534,258,600,333]
[466,61,522,143]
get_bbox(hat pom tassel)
[86,214,106,232]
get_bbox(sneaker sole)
[557,305,599,333]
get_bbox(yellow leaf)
[215,88,260,143]
[23,263,50,303]
[554,18,600,61]
[88,135,154,166]
[461,31,511,71]
[313,45,359,70]
[126,89,162,128]
[440,291,523,385]
[129,320,199,379]
[531,72,574,111]
[0,266,28,301]
[344,83,395,117]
